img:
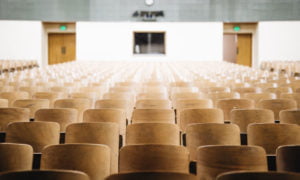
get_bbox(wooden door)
[236,34,252,67]
[48,33,76,65]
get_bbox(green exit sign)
[233,26,241,32]
[60,25,67,31]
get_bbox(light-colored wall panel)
[0,20,42,63]
[258,21,300,61]
[76,22,223,61]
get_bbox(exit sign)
[60,25,67,31]
[233,25,241,32]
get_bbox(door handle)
[236,47,239,54]
[61,46,66,54]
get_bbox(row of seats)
[1,61,300,180]
[0,60,38,73]
[1,143,300,179]
[261,61,300,76]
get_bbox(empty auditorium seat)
[65,122,119,173]
[186,123,240,161]
[0,108,30,131]
[13,99,50,119]
[83,108,126,135]
[95,99,132,120]
[105,172,196,180]
[277,145,300,173]
[6,122,60,152]
[54,99,92,122]
[131,109,175,124]
[41,144,111,180]
[119,144,189,173]
[35,108,78,132]
[279,109,300,125]
[217,171,300,180]
[126,123,180,145]
[257,99,297,120]
[135,99,172,109]
[0,91,29,107]
[197,145,268,180]
[0,170,90,180]
[216,99,255,121]
[207,92,240,107]
[0,143,33,172]
[230,109,274,133]
[33,92,65,107]
[247,123,300,154]
[280,93,300,108]
[179,108,224,132]
[243,92,276,106]
[0,99,9,107]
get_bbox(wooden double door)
[48,33,76,65]
[223,34,252,67]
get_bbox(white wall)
[76,22,223,61]
[258,21,300,61]
[0,20,42,63]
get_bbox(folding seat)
[0,91,29,107]
[277,145,300,173]
[179,108,224,132]
[119,144,189,173]
[83,108,126,135]
[137,92,168,100]
[135,99,172,109]
[79,86,104,99]
[95,99,132,120]
[65,122,119,173]
[279,109,300,125]
[207,92,240,107]
[247,123,300,154]
[126,123,180,145]
[257,99,297,120]
[35,108,78,132]
[19,86,47,98]
[0,85,15,92]
[54,99,92,122]
[207,86,230,93]
[281,93,300,108]
[265,87,293,97]
[217,171,300,180]
[170,81,193,87]
[197,145,268,180]
[216,99,255,121]
[186,123,240,161]
[171,87,198,96]
[0,143,33,172]
[70,92,97,103]
[13,99,50,119]
[50,86,73,96]
[34,92,65,107]
[176,99,213,112]
[172,92,204,108]
[103,92,135,103]
[0,108,29,131]
[110,86,135,94]
[254,82,277,90]
[41,144,111,180]
[230,109,274,133]
[6,122,60,152]
[0,99,9,107]
[243,92,276,106]
[132,109,175,124]
[105,172,196,180]
[233,87,261,97]
[0,170,90,180]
